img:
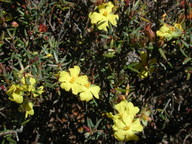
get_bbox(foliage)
[0,0,192,143]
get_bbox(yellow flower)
[59,66,84,95]
[174,23,183,31]
[112,115,143,141]
[107,100,143,142]
[156,23,183,41]
[134,51,156,79]
[19,102,34,118]
[107,100,140,120]
[20,76,36,92]
[6,84,23,104]
[114,100,140,117]
[79,78,100,101]
[89,2,119,31]
[33,86,44,97]
[44,53,53,58]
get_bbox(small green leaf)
[158,48,167,61]
[124,63,140,73]
[6,136,16,144]
[186,72,191,80]
[99,34,110,39]
[94,119,102,129]
[181,40,189,48]
[179,48,188,57]
[140,16,151,23]
[183,57,192,65]
[103,51,115,58]
[21,119,31,126]
[110,39,114,49]
[87,118,94,128]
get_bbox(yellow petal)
[79,90,93,101]
[159,24,170,33]
[29,77,36,86]
[130,119,143,132]
[97,20,108,31]
[33,86,44,97]
[115,100,139,117]
[98,2,114,11]
[27,85,36,92]
[89,12,104,24]
[59,71,71,82]
[69,66,80,78]
[20,77,26,84]
[122,115,133,126]
[106,112,115,119]
[156,31,169,37]
[71,83,82,95]
[107,14,119,26]
[89,85,100,99]
[9,92,23,104]
[138,70,149,79]
[7,84,23,103]
[124,131,139,141]
[174,23,183,31]
[60,82,71,92]
[76,75,89,85]
[113,118,126,130]
[23,102,34,118]
[113,127,139,141]
[113,130,127,141]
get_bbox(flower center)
[70,77,76,83]
[123,126,130,130]
[170,27,175,31]
[85,82,90,88]
[103,11,108,16]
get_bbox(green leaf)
[1,139,5,144]
[140,16,151,23]
[21,119,31,126]
[103,51,115,58]
[99,34,110,39]
[179,48,188,57]
[181,40,189,48]
[167,62,173,68]
[124,63,140,73]
[16,8,25,16]
[183,57,192,65]
[6,136,17,144]
[0,0,13,3]
[94,119,102,129]
[110,39,114,49]
[87,118,94,128]
[186,72,191,80]
[158,48,167,61]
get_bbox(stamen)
[85,82,90,88]
[70,77,76,83]
[103,11,108,16]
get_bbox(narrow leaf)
[183,57,192,65]
[158,48,167,61]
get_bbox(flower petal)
[107,14,119,26]
[79,90,93,101]
[130,119,143,132]
[60,82,71,92]
[76,75,89,85]
[71,83,82,95]
[89,12,104,24]
[89,85,100,99]
[9,92,23,103]
[69,66,80,78]
[59,71,71,82]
